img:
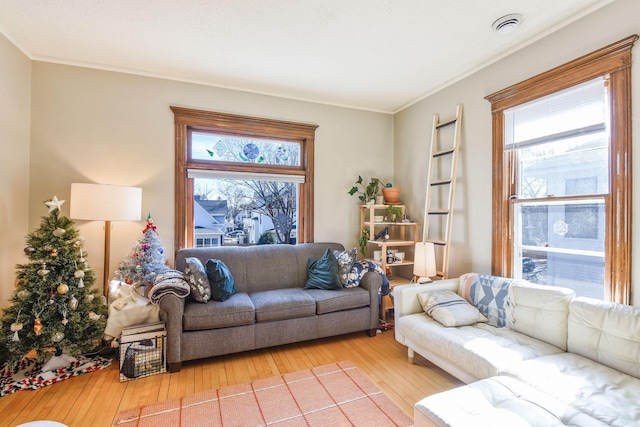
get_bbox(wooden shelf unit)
[359,204,419,276]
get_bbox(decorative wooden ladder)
[422,104,463,279]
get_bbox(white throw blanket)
[104,283,161,340]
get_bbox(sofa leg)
[408,348,414,364]
[367,328,377,337]
[168,362,182,373]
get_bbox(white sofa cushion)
[509,281,574,351]
[414,375,608,427]
[418,290,488,327]
[396,312,563,380]
[504,352,640,426]
[568,297,640,378]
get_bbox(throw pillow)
[459,273,514,327]
[333,247,358,286]
[205,259,236,302]
[305,248,342,290]
[418,290,488,327]
[183,257,211,303]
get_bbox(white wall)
[394,0,640,305]
[27,62,393,294]
[0,33,30,309]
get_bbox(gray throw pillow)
[333,248,358,286]
[305,249,342,290]
[205,259,236,302]
[183,257,211,302]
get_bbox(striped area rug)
[115,361,413,426]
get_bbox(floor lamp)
[70,183,142,297]
[413,242,436,283]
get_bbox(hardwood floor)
[0,331,463,427]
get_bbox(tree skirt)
[0,354,111,397]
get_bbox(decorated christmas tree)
[0,196,107,368]
[115,214,168,289]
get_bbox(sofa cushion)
[304,287,370,314]
[459,273,514,327]
[305,248,342,290]
[508,281,574,351]
[418,290,488,327]
[415,375,608,427]
[205,259,236,302]
[250,288,316,322]
[396,313,563,380]
[567,297,640,378]
[183,257,211,302]
[333,248,357,286]
[504,352,640,426]
[183,292,255,330]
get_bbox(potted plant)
[385,205,403,222]
[381,182,401,204]
[348,176,382,204]
[358,228,370,256]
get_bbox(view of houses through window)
[190,132,299,247]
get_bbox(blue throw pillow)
[205,259,236,302]
[305,249,342,290]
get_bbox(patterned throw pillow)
[418,290,488,327]
[183,257,211,303]
[346,260,389,294]
[459,273,514,327]
[333,248,358,286]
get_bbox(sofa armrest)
[359,271,383,332]
[158,294,186,369]
[393,279,459,319]
[393,279,459,344]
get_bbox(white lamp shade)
[70,183,142,221]
[413,242,436,279]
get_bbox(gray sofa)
[159,242,382,372]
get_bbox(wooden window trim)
[171,107,318,256]
[485,34,638,304]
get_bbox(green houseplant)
[385,205,403,222]
[358,228,370,256]
[348,176,382,203]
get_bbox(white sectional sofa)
[394,273,640,426]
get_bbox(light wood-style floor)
[0,330,463,427]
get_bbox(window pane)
[191,132,300,166]
[517,132,609,198]
[194,177,297,246]
[504,77,606,147]
[514,200,605,299]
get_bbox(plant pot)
[382,187,401,204]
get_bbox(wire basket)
[119,325,166,381]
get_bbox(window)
[171,107,317,254]
[486,35,637,303]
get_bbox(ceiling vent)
[492,14,522,34]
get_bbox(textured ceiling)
[0,0,614,112]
